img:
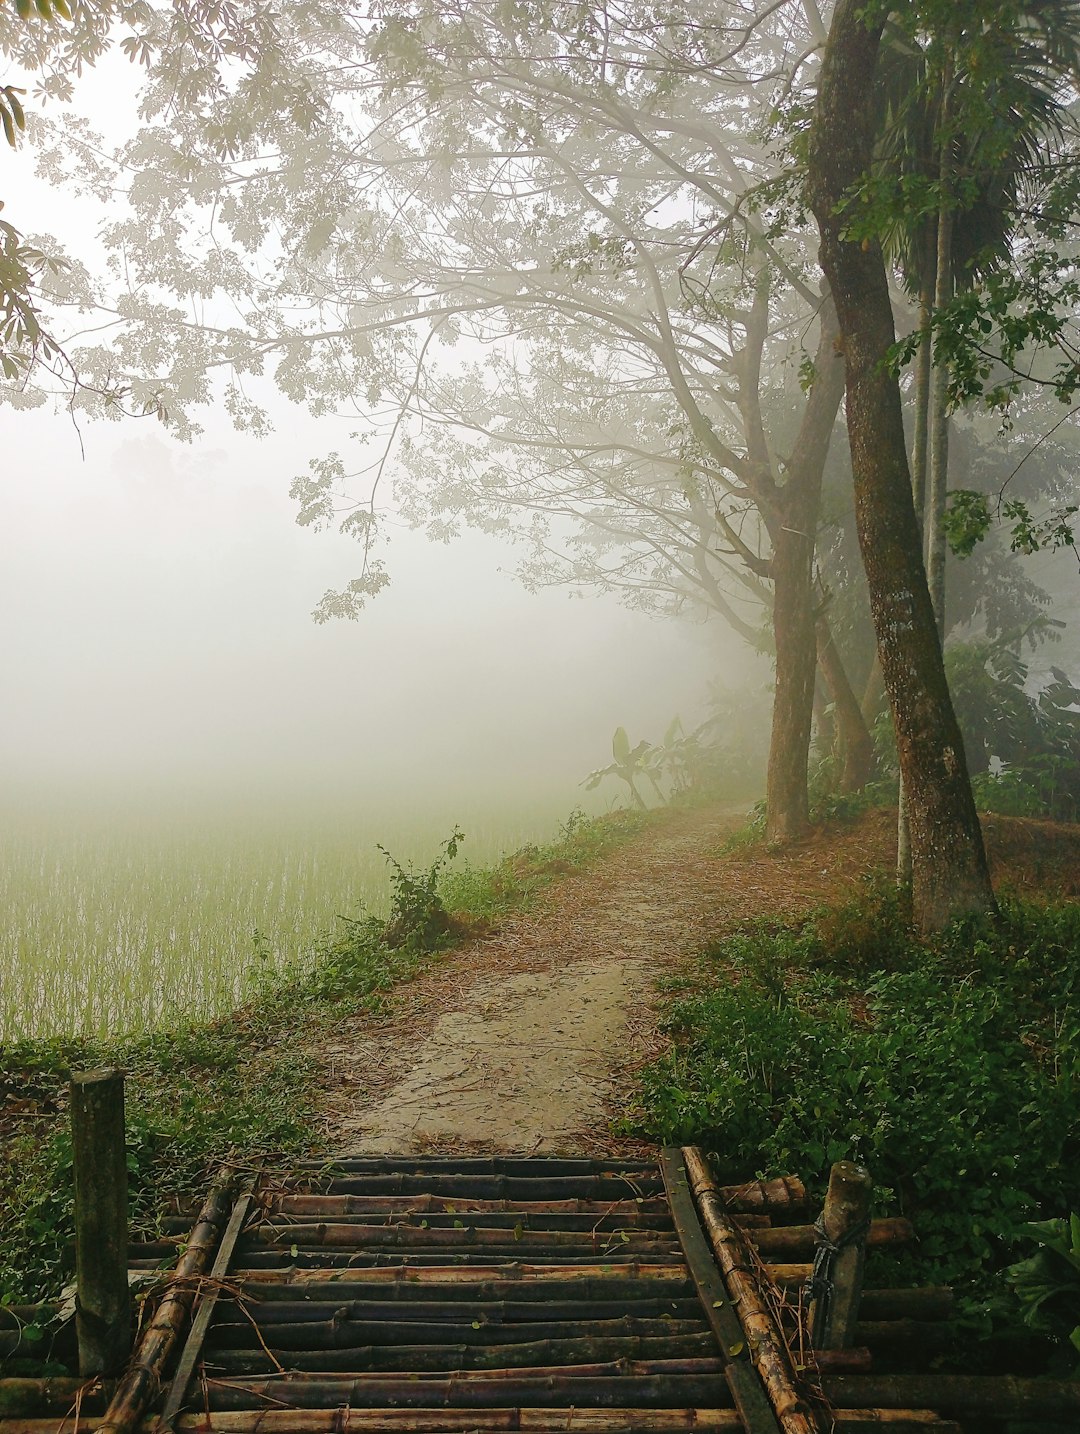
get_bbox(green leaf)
[611,726,631,763]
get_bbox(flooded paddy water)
[0,788,582,1042]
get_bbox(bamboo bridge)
[4,1141,1079,1434]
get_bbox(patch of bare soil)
[312,804,1080,1157]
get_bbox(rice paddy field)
[0,789,582,1043]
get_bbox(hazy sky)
[3,395,764,810]
[0,49,777,821]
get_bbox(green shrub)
[633,888,1080,1304]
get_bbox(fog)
[1,403,762,827]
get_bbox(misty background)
[1,404,759,816]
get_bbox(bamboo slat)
[752,1220,911,1260]
[0,1417,963,1434]
[826,1372,1080,1419]
[658,1149,781,1434]
[213,1277,693,1314]
[230,1260,690,1286]
[199,1372,730,1410]
[852,1321,956,1351]
[212,1296,701,1326]
[262,1195,674,1218]
[95,1172,235,1434]
[180,1408,742,1430]
[159,1178,258,1430]
[246,1223,681,1253]
[206,1314,710,1352]
[683,1147,821,1434]
[204,1332,720,1375]
[311,1175,667,1200]
[292,1158,659,1176]
[857,1290,952,1322]
[220,1249,679,1271]
[241,1211,688,1234]
[0,1380,110,1418]
[0,1307,62,1330]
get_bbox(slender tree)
[807,0,996,931]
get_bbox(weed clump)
[632,884,1080,1323]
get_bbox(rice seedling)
[0,795,570,1041]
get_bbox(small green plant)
[719,799,767,851]
[378,827,464,953]
[1006,1214,1080,1373]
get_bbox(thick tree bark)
[764,299,846,844]
[806,0,995,930]
[816,614,875,792]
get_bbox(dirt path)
[313,802,873,1156]
[310,802,1077,1157]
[314,805,743,1154]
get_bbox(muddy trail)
[311,802,895,1157]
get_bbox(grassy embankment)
[0,805,656,1309]
[630,808,1080,1369]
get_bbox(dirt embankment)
[313,804,1080,1156]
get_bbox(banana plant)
[583,726,664,808]
[652,715,706,796]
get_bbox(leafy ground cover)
[630,861,1080,1367]
[0,805,653,1310]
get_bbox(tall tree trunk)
[926,200,955,635]
[764,298,846,844]
[816,614,875,792]
[806,0,995,932]
[898,270,936,885]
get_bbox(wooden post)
[71,1068,131,1377]
[809,1161,872,1350]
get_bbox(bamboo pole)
[262,1178,804,1218]
[0,1380,110,1418]
[858,1289,952,1322]
[206,1332,720,1375]
[231,1261,691,1286]
[160,1177,258,1430]
[292,1157,659,1176]
[95,1172,235,1434]
[208,1358,728,1382]
[230,1267,685,1290]
[683,1148,821,1434]
[214,1295,700,1326]
[826,1373,1080,1419]
[0,1307,63,1330]
[177,1410,745,1431]
[809,1349,871,1374]
[809,1162,873,1349]
[222,1250,675,1271]
[658,1149,781,1434]
[851,1320,956,1351]
[235,1209,692,1233]
[200,1372,732,1410]
[71,1070,131,1378]
[315,1175,667,1199]
[755,1217,905,1261]
[213,1279,694,1318]
[0,1415,964,1434]
[207,1314,709,1352]
[250,1223,679,1251]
